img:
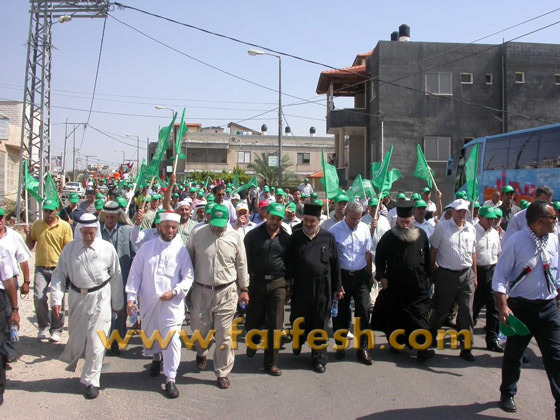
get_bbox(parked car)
[62,182,84,199]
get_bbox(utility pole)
[72,126,76,182]
[85,155,96,174]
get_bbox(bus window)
[484,138,509,170]
[538,127,560,168]
[507,133,539,169]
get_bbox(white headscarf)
[74,213,102,241]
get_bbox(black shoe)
[335,349,345,360]
[487,341,504,353]
[313,363,326,373]
[443,320,457,329]
[110,341,121,356]
[150,360,162,377]
[292,346,302,356]
[246,347,257,358]
[84,385,99,399]
[165,381,179,399]
[500,395,517,413]
[357,349,373,366]
[196,355,207,371]
[264,365,282,376]
[417,349,435,362]
[460,350,475,362]
[0,394,4,406]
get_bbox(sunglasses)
[540,215,558,221]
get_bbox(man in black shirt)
[59,192,83,233]
[244,203,291,376]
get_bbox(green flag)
[24,159,42,202]
[371,145,401,193]
[362,179,375,198]
[232,173,239,188]
[465,143,479,202]
[347,175,366,201]
[234,174,257,194]
[45,172,60,209]
[147,113,177,179]
[413,144,434,189]
[171,108,187,162]
[133,159,147,192]
[320,150,339,199]
[204,176,211,189]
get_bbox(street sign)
[268,156,278,167]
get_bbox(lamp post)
[114,149,125,170]
[126,134,140,175]
[248,48,283,187]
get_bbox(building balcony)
[326,108,368,134]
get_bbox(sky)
[2,1,560,171]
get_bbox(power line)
[86,124,147,150]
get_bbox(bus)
[450,123,560,203]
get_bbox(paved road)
[3,250,557,420]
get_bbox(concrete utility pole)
[16,1,110,223]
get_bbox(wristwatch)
[240,288,249,293]
[172,290,178,298]
[11,307,19,312]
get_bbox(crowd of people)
[0,176,559,417]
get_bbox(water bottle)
[331,299,339,318]
[10,324,19,342]
[498,331,507,345]
[240,301,247,312]
[129,300,138,325]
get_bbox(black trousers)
[245,276,288,368]
[333,269,370,351]
[473,265,499,345]
[501,297,560,418]
[0,291,7,396]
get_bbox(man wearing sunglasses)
[24,199,73,343]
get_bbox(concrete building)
[316,26,560,197]
[0,101,24,204]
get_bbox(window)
[515,72,525,84]
[507,132,538,169]
[297,152,310,165]
[237,151,251,163]
[425,73,452,95]
[555,74,560,85]
[460,73,473,84]
[485,74,493,85]
[537,127,560,168]
[423,137,451,161]
[186,148,227,163]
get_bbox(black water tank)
[391,31,398,41]
[399,24,410,41]
[285,126,291,134]
[261,124,267,134]
[309,126,316,136]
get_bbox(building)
[148,122,334,184]
[0,101,24,204]
[316,25,560,197]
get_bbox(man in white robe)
[126,211,194,399]
[51,214,123,399]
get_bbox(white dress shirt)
[474,223,501,266]
[329,220,373,271]
[430,218,476,270]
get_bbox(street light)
[114,149,125,169]
[248,48,283,186]
[126,134,140,175]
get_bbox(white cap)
[176,199,192,209]
[231,194,240,201]
[451,199,470,211]
[159,211,181,223]
[236,202,249,213]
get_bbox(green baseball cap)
[368,198,379,207]
[311,192,318,199]
[96,193,103,199]
[197,191,204,198]
[411,193,421,201]
[206,194,215,202]
[267,203,286,218]
[0,208,5,216]
[494,208,503,218]
[301,193,308,198]
[271,187,276,191]
[43,199,58,211]
[382,191,390,199]
[172,193,179,198]
[502,185,515,194]
[396,193,406,200]
[205,202,217,214]
[210,204,229,228]
[553,201,560,211]
[145,195,152,203]
[455,191,468,200]
[520,199,531,210]
[94,199,104,210]
[479,206,498,219]
[414,199,427,208]
[422,187,431,194]
[305,178,309,183]
[116,197,127,208]
[473,201,481,209]
[313,199,324,206]
[225,188,232,194]
[68,192,79,203]
[154,209,166,225]
[275,188,284,196]
[333,193,349,203]
[263,186,270,193]
[285,202,296,212]
[189,187,197,193]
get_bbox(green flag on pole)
[232,173,239,189]
[371,145,401,193]
[320,150,339,199]
[146,113,177,179]
[234,174,257,194]
[45,172,60,209]
[465,143,479,202]
[413,144,434,189]
[347,174,366,201]
[24,159,42,202]
[362,179,375,198]
[171,108,187,162]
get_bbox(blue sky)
[2,1,559,170]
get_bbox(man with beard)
[126,212,194,398]
[286,203,342,373]
[372,202,434,362]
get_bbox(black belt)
[509,297,554,306]
[251,273,284,280]
[439,267,470,274]
[341,268,367,276]
[477,264,496,271]
[195,280,235,291]
[36,266,56,270]
[69,279,110,295]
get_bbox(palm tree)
[247,151,294,187]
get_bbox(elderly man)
[484,190,502,208]
[187,204,249,389]
[429,198,478,362]
[126,211,194,399]
[286,203,342,373]
[232,202,256,237]
[99,201,137,355]
[321,193,348,231]
[372,202,434,362]
[493,201,560,415]
[24,199,73,342]
[50,214,123,399]
[329,200,374,365]
[244,203,291,376]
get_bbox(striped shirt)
[430,218,476,270]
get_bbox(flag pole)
[428,168,440,193]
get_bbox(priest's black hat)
[303,203,322,218]
[396,201,414,218]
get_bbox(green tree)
[247,152,294,187]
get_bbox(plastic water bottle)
[240,302,247,312]
[129,301,138,325]
[331,299,339,318]
[498,331,507,345]
[10,324,19,342]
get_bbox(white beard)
[391,225,420,243]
